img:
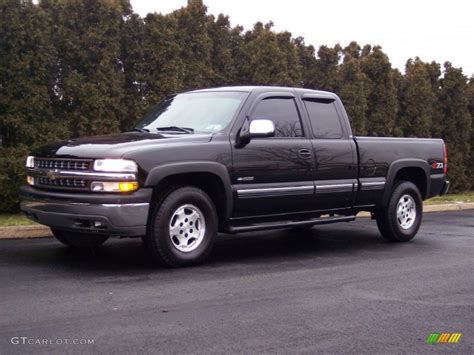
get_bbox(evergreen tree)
[207,14,239,86]
[241,22,301,86]
[275,31,302,86]
[141,13,184,103]
[401,58,436,137]
[392,68,406,137]
[422,61,443,138]
[51,0,127,137]
[312,44,342,91]
[360,46,398,136]
[294,37,318,89]
[0,0,61,147]
[466,77,474,185]
[120,11,184,129]
[343,41,362,61]
[438,62,471,191]
[338,47,368,135]
[227,25,246,85]
[171,0,213,90]
[120,13,149,129]
[0,0,61,212]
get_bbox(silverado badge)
[46,169,60,180]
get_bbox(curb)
[0,203,473,240]
[354,202,474,218]
[423,202,474,212]
[0,225,52,240]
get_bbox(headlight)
[93,159,137,173]
[90,181,138,193]
[26,156,35,168]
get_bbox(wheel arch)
[144,161,233,226]
[382,159,430,206]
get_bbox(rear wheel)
[51,228,109,249]
[142,186,218,267]
[376,181,423,242]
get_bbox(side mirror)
[249,119,275,138]
[236,118,275,148]
[245,119,275,138]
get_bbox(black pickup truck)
[20,86,449,267]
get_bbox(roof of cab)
[189,85,336,97]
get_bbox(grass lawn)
[0,214,36,227]
[424,191,474,205]
[0,191,472,227]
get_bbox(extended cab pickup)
[20,86,449,267]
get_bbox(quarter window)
[251,97,303,138]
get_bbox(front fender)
[144,161,233,218]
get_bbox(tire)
[376,181,423,242]
[142,186,218,267]
[51,228,109,249]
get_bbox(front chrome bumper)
[19,186,152,236]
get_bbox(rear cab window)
[303,98,343,139]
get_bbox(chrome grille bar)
[35,158,91,171]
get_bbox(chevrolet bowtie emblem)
[46,169,60,180]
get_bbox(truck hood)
[31,132,213,159]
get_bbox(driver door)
[231,93,315,217]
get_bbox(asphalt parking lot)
[0,210,473,354]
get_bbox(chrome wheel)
[169,204,206,253]
[396,194,416,230]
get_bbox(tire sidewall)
[151,187,218,266]
[389,182,423,240]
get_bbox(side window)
[251,97,303,138]
[303,99,343,139]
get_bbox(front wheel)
[142,186,218,267]
[51,228,109,249]
[376,181,423,242]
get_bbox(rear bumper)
[19,186,152,236]
[428,174,449,199]
[440,180,450,196]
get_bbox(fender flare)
[382,159,431,206]
[144,161,233,219]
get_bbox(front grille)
[35,159,91,171]
[36,177,88,189]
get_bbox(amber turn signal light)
[90,181,138,192]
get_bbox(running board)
[226,215,356,234]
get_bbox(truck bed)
[354,136,446,207]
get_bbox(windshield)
[135,91,248,134]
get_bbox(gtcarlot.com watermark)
[11,336,95,346]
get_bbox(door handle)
[298,149,312,159]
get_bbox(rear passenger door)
[301,94,357,212]
[231,93,315,217]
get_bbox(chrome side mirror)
[236,118,275,148]
[248,119,275,138]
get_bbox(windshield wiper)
[156,126,194,134]
[127,128,150,133]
